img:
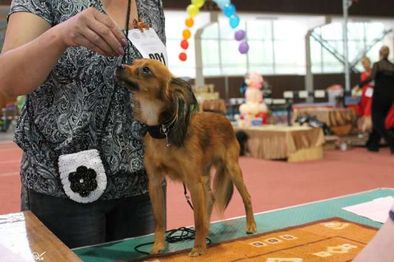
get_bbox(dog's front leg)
[147,172,166,254]
[187,181,208,256]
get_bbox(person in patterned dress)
[0,0,166,248]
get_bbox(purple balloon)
[239,41,249,54]
[234,30,246,41]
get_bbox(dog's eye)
[140,66,152,76]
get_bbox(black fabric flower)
[68,166,98,197]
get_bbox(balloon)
[223,4,236,17]
[214,0,230,9]
[192,0,205,8]
[187,4,199,17]
[182,29,191,40]
[185,17,194,28]
[239,41,249,54]
[229,14,240,28]
[182,29,191,39]
[179,52,187,61]
[180,39,189,50]
[234,29,246,41]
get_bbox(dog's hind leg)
[203,174,215,220]
[227,161,257,234]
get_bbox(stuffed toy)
[239,72,269,126]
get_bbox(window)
[273,20,307,75]
[310,21,387,73]
[247,20,274,74]
[163,10,393,77]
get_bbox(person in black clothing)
[362,46,394,153]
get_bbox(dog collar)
[147,124,167,140]
[147,121,173,147]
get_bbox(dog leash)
[122,0,150,65]
[183,183,194,210]
[134,185,212,255]
[121,0,132,64]
[134,227,212,255]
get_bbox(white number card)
[365,87,374,98]
[127,28,168,66]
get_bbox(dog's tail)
[213,165,234,214]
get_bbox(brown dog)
[116,59,256,256]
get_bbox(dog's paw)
[188,247,206,257]
[246,222,257,234]
[150,241,166,254]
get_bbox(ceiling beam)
[163,0,394,18]
[1,0,393,18]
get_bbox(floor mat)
[142,218,377,262]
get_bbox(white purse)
[58,149,107,203]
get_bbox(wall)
[203,73,361,102]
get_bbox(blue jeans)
[24,187,165,248]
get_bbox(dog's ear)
[165,77,199,147]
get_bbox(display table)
[0,211,81,262]
[235,125,325,162]
[200,99,226,114]
[292,106,356,136]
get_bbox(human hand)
[57,7,127,57]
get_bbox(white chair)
[314,90,326,98]
[283,91,294,99]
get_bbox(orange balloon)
[182,29,191,40]
[185,17,194,28]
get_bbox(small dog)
[116,59,256,256]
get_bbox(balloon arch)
[178,0,249,61]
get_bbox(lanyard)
[122,0,136,64]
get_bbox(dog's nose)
[115,64,125,79]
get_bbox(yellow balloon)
[182,29,191,40]
[187,4,199,18]
[192,0,205,8]
[185,17,194,28]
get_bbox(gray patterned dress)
[9,0,165,200]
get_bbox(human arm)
[353,217,394,262]
[0,7,127,99]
